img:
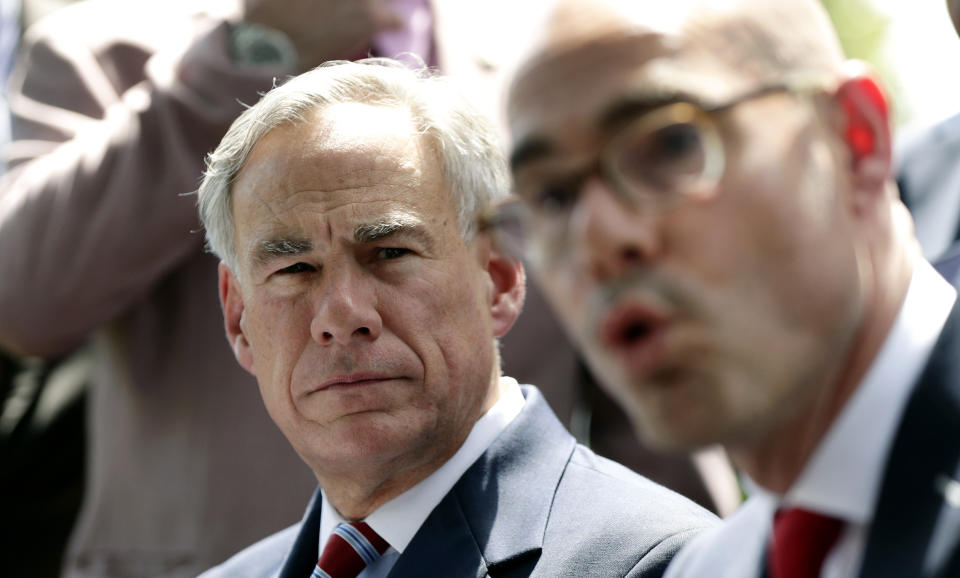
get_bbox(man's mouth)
[621,319,654,343]
[600,304,669,373]
[315,373,396,392]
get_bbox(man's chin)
[604,372,732,453]
[633,419,723,455]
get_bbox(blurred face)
[221,103,517,481]
[508,27,866,452]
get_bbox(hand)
[241,0,403,70]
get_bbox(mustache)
[587,269,705,324]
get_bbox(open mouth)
[604,306,664,346]
[621,319,654,343]
[600,304,669,371]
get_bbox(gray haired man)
[196,59,715,578]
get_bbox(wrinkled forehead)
[508,0,842,138]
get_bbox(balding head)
[503,0,914,475]
[512,0,844,120]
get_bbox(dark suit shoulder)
[395,387,717,578]
[858,301,960,577]
[535,444,719,577]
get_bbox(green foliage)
[820,0,906,123]
[822,0,888,62]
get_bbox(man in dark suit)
[194,59,716,577]
[502,0,960,576]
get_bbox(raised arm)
[0,0,398,357]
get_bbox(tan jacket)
[1,2,317,575]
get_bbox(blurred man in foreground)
[196,59,715,577]
[503,0,960,576]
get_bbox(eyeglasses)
[481,84,811,265]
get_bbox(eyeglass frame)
[480,80,831,264]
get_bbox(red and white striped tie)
[313,522,390,578]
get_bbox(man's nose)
[569,176,661,283]
[310,267,383,346]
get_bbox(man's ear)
[219,262,256,375]
[831,62,892,204]
[480,235,526,339]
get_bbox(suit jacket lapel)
[277,487,324,578]
[859,301,960,577]
[384,489,489,578]
[389,387,576,577]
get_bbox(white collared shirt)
[316,376,526,578]
[666,259,957,578]
[781,258,955,577]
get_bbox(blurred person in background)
[0,0,17,154]
[0,0,731,576]
[503,0,960,576]
[1,1,406,575]
[897,0,960,282]
[2,2,90,577]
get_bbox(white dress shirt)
[665,259,957,578]
[316,376,526,578]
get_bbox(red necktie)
[313,522,390,578]
[767,507,845,578]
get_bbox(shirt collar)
[779,259,956,522]
[318,376,525,554]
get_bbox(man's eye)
[277,262,315,275]
[531,181,579,213]
[376,248,411,260]
[650,123,702,160]
[616,123,707,191]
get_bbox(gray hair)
[197,58,510,270]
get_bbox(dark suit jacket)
[665,300,960,578]
[857,301,960,578]
[201,386,717,578]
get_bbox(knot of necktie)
[767,507,845,578]
[313,521,390,578]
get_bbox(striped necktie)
[313,522,390,578]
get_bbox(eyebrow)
[509,93,682,174]
[354,216,433,249]
[251,236,313,268]
[598,93,682,131]
[247,215,434,270]
[509,138,554,173]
